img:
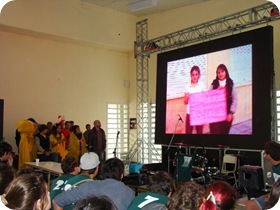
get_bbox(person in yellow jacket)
[17,119,37,169]
[67,125,86,162]
[49,123,68,162]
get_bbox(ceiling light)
[128,0,157,12]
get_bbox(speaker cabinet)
[239,165,264,190]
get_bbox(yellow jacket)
[49,133,68,160]
[67,132,86,161]
[17,120,36,169]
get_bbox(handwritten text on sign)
[188,88,227,126]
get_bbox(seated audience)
[265,178,280,209]
[72,195,117,210]
[0,164,15,195]
[199,180,237,210]
[50,157,80,210]
[167,181,204,210]
[246,141,280,210]
[53,158,135,210]
[62,152,100,210]
[1,173,50,210]
[0,141,14,166]
[128,171,174,210]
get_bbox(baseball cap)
[80,152,100,170]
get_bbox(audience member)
[53,158,134,210]
[67,125,86,161]
[72,195,117,210]
[0,141,13,166]
[265,178,280,209]
[0,164,15,195]
[246,141,280,210]
[62,152,100,210]
[128,171,174,210]
[17,119,37,169]
[35,124,52,161]
[88,120,107,162]
[49,123,68,162]
[199,180,237,210]
[1,173,50,210]
[167,181,204,210]
[50,157,80,210]
[15,168,35,177]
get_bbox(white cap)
[80,152,100,170]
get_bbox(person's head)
[3,173,50,210]
[80,152,100,179]
[72,125,81,134]
[149,171,174,196]
[167,181,204,210]
[190,65,201,84]
[15,168,35,177]
[266,178,280,209]
[39,124,48,135]
[72,195,117,210]
[99,158,124,181]
[86,124,91,131]
[52,123,62,135]
[46,122,53,130]
[264,141,280,165]
[61,157,80,175]
[94,120,101,129]
[69,120,75,127]
[28,118,38,126]
[65,121,71,130]
[216,64,230,81]
[0,141,13,160]
[199,181,237,210]
[0,164,15,195]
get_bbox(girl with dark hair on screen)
[199,181,237,210]
[1,173,50,210]
[209,64,237,134]
[184,65,206,134]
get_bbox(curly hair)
[264,141,280,161]
[167,181,204,210]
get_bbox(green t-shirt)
[127,192,169,210]
[50,174,74,210]
[63,174,92,210]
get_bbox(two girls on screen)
[184,64,237,134]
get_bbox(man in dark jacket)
[88,120,106,162]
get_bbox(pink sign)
[188,88,227,126]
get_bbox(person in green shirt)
[128,171,174,210]
[50,157,80,210]
[62,152,100,210]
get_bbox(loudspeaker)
[0,99,3,142]
[239,165,264,190]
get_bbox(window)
[106,104,129,159]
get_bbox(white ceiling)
[81,0,209,16]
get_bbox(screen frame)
[155,26,274,150]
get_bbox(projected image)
[166,44,252,135]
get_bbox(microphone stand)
[167,118,181,177]
[113,132,120,158]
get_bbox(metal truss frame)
[133,2,279,164]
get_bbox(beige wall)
[0,0,279,152]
